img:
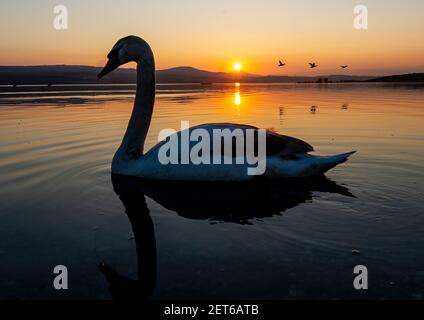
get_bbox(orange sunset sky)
[0,0,423,76]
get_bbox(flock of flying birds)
[278,60,349,69]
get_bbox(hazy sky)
[0,0,423,75]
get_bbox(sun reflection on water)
[234,83,241,115]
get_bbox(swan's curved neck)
[120,49,155,159]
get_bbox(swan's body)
[99,36,355,181]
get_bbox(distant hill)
[156,66,244,83]
[0,65,134,85]
[0,64,378,85]
[367,73,424,82]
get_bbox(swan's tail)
[317,151,356,174]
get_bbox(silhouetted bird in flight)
[309,63,317,68]
[340,65,349,69]
[278,60,286,67]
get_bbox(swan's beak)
[98,58,119,78]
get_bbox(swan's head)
[98,35,151,78]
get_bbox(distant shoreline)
[0,65,423,85]
[2,82,424,101]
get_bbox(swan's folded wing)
[191,124,314,157]
[202,125,313,158]
[147,123,314,159]
[266,131,314,156]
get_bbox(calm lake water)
[0,83,423,299]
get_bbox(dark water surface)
[0,83,423,299]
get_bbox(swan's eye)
[107,45,123,59]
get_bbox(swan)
[98,35,355,181]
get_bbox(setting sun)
[233,63,242,71]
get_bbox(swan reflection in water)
[99,174,354,300]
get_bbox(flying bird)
[278,60,285,67]
[309,63,317,68]
[341,65,349,69]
